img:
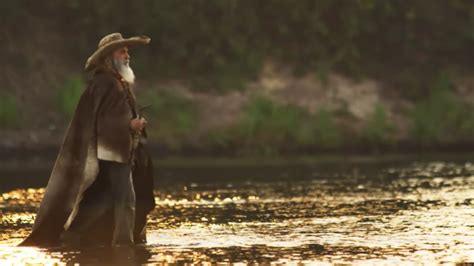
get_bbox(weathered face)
[112,46,130,63]
[110,45,135,84]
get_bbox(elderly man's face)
[110,45,135,84]
[112,46,130,63]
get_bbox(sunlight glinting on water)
[1,162,473,264]
[0,246,63,265]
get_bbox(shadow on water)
[1,154,474,264]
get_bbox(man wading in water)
[20,33,155,247]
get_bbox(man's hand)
[130,117,147,133]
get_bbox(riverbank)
[2,62,474,156]
[2,2,474,158]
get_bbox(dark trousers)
[66,160,136,245]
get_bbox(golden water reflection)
[1,161,474,265]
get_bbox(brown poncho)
[19,68,155,247]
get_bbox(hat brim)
[85,36,151,70]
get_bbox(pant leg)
[104,161,136,245]
[62,161,114,244]
[66,192,111,233]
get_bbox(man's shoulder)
[87,68,121,93]
[91,69,117,85]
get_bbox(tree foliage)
[2,0,473,93]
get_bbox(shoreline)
[1,148,473,193]
[2,141,474,161]
[1,143,473,172]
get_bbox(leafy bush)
[363,103,396,145]
[0,93,19,129]
[310,109,341,148]
[236,96,299,154]
[236,95,340,154]
[410,74,473,144]
[142,89,198,149]
[57,75,84,118]
[205,127,242,151]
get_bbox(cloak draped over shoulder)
[19,68,155,247]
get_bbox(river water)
[0,155,473,265]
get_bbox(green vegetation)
[234,96,340,154]
[363,103,396,146]
[411,74,474,145]
[310,109,341,148]
[142,89,198,149]
[206,127,237,149]
[2,1,474,152]
[0,93,19,129]
[4,1,473,93]
[56,76,84,118]
[237,96,306,154]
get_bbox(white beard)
[113,58,135,84]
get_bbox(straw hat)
[84,32,151,70]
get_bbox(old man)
[20,33,155,247]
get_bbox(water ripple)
[1,161,473,265]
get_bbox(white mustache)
[113,58,129,66]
